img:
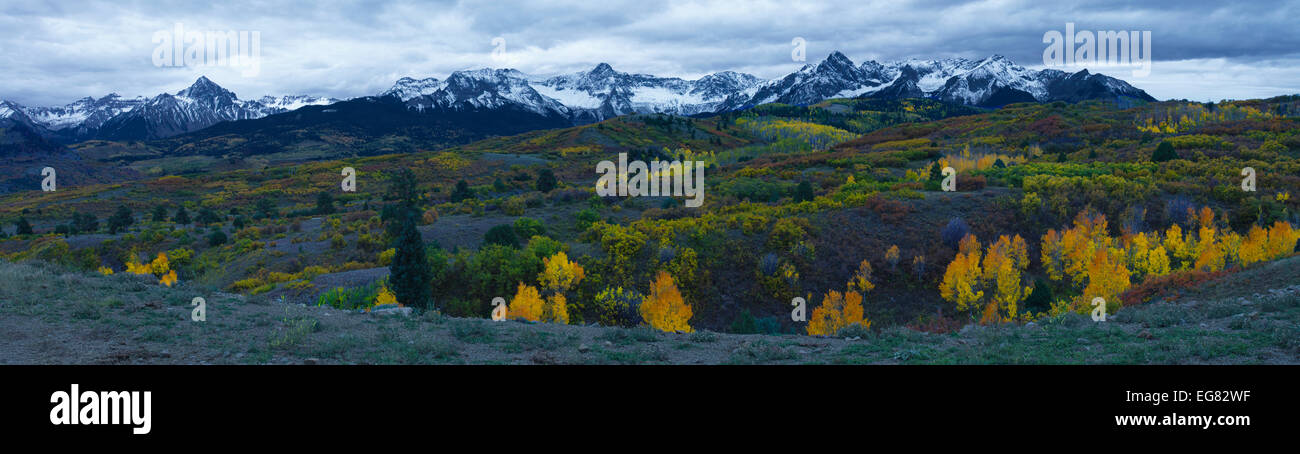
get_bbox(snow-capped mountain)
[381,63,766,122]
[0,77,340,141]
[730,52,1153,109]
[379,51,1154,121]
[1,51,1154,144]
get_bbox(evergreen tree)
[794,181,815,202]
[255,198,278,219]
[151,205,169,223]
[72,212,98,233]
[450,180,474,203]
[536,168,557,193]
[315,191,336,215]
[196,207,221,225]
[15,217,32,235]
[173,206,191,225]
[108,205,134,234]
[384,169,431,309]
[1152,141,1178,162]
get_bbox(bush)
[484,224,519,248]
[207,230,228,246]
[592,286,643,327]
[941,218,971,249]
[513,217,545,239]
[575,208,600,231]
[500,197,525,216]
[536,168,557,193]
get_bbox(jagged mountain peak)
[176,76,237,101]
[589,62,617,76]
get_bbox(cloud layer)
[2,0,1298,106]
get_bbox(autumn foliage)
[640,271,692,333]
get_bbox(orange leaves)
[1239,224,1269,267]
[508,282,545,322]
[806,290,870,336]
[640,271,692,333]
[126,252,178,287]
[1082,247,1130,307]
[1266,221,1297,260]
[884,245,901,271]
[940,237,984,315]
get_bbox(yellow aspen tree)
[884,245,901,273]
[537,252,583,324]
[1194,242,1225,272]
[1083,248,1131,309]
[847,259,875,293]
[508,282,545,322]
[940,251,983,315]
[1239,224,1269,266]
[544,294,570,324]
[1128,232,1151,278]
[990,257,1030,322]
[1163,224,1190,270]
[981,236,1010,285]
[1147,245,1171,277]
[641,270,692,333]
[1041,229,1064,282]
[1009,234,1030,269]
[1266,221,1296,260]
[1220,231,1242,269]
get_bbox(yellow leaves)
[1083,248,1130,307]
[640,271,692,333]
[884,244,901,270]
[1239,224,1269,267]
[126,252,178,287]
[97,266,114,275]
[538,252,584,293]
[1147,246,1171,277]
[847,259,874,293]
[1266,221,1297,260]
[374,284,398,306]
[1041,229,1064,282]
[806,290,870,336]
[159,270,178,287]
[508,282,545,322]
[939,249,983,314]
[545,293,570,325]
[989,257,1030,322]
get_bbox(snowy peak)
[379,51,1152,121]
[8,76,340,141]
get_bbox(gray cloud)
[1,0,1297,106]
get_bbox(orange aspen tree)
[641,270,692,333]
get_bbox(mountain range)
[0,51,1154,144]
[379,51,1154,123]
[0,76,337,142]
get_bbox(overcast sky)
[2,0,1298,106]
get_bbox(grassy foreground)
[1,256,1296,365]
